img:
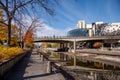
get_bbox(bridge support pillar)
[114,65,116,69]
[64,54,67,61]
[101,43,104,50]
[73,39,76,67]
[94,72,97,80]
[111,43,113,50]
[102,63,104,70]
[60,43,64,48]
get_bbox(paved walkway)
[4,50,65,80]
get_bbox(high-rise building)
[77,20,86,28]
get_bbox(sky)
[36,0,120,37]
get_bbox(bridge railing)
[34,35,120,40]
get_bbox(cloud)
[36,23,74,37]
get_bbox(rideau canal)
[47,50,120,80]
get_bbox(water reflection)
[48,52,120,80]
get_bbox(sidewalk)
[4,50,65,80]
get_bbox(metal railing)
[34,35,120,39]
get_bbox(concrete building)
[77,20,86,28]
[92,22,106,36]
[86,24,92,29]
[111,22,120,26]
[101,22,120,36]
[86,24,93,37]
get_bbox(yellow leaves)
[0,10,3,17]
[0,46,23,61]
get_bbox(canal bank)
[4,49,65,80]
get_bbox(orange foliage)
[25,30,33,44]
[93,42,103,48]
[94,62,103,68]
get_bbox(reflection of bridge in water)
[34,36,120,67]
[34,36,120,79]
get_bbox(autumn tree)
[0,10,20,46]
[25,30,34,48]
[16,16,43,48]
[0,0,57,46]
[0,10,7,43]
[93,42,103,48]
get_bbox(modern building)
[67,20,89,37]
[86,24,92,29]
[67,28,88,37]
[77,20,86,28]
[101,23,120,36]
[92,22,108,36]
[68,20,120,37]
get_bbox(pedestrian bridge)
[34,36,120,42]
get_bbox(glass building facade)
[67,28,89,37]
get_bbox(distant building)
[86,24,93,37]
[67,20,120,37]
[101,23,120,36]
[77,20,86,28]
[92,22,107,36]
[67,28,88,37]
[86,24,92,29]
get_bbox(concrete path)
[4,50,65,80]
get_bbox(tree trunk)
[7,20,11,46]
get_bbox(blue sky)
[37,0,120,37]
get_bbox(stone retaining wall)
[0,50,30,79]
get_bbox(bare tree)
[16,15,43,48]
[0,0,57,46]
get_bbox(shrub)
[0,46,23,62]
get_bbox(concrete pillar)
[63,43,64,48]
[102,63,104,70]
[90,71,94,80]
[73,39,76,67]
[60,43,62,48]
[111,43,113,50]
[114,65,116,69]
[41,55,44,62]
[101,43,104,50]
[46,61,52,73]
[64,54,67,61]
[94,72,97,80]
[74,56,76,67]
[64,43,67,48]
[73,40,76,53]
[68,43,71,52]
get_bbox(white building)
[77,20,86,28]
[86,24,92,29]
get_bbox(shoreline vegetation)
[0,45,23,62]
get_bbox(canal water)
[48,51,120,80]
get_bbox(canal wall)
[0,50,31,79]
